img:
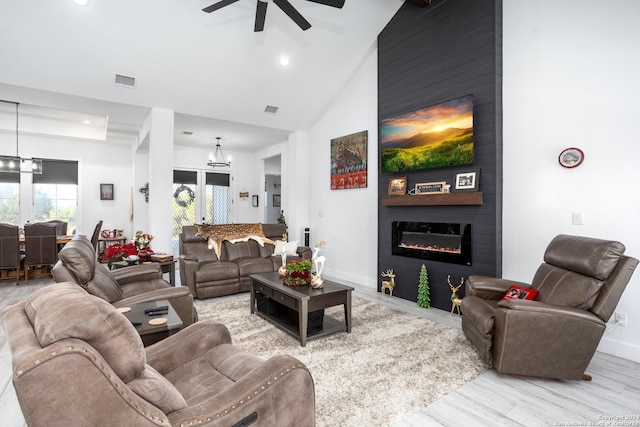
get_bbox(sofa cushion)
[235,258,275,277]
[127,364,187,413]
[195,262,239,282]
[24,282,145,383]
[532,263,604,310]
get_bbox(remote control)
[145,306,168,313]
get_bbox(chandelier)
[0,101,43,174]
[207,137,231,168]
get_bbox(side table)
[112,259,176,286]
[117,299,183,346]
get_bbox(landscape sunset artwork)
[380,95,474,173]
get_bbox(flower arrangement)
[134,231,154,251]
[104,242,137,269]
[283,258,312,286]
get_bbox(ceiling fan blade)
[273,0,311,31]
[254,0,268,32]
[306,0,345,8]
[202,0,240,13]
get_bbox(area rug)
[196,295,486,427]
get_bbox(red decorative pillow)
[502,285,538,301]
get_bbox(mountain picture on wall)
[380,95,474,173]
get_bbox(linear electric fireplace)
[392,221,472,265]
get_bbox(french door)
[172,170,230,254]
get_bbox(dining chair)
[45,220,68,236]
[90,220,103,253]
[23,223,58,284]
[0,223,22,285]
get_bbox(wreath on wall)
[173,184,195,208]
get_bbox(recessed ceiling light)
[82,120,92,125]
[71,0,89,6]
[279,57,290,67]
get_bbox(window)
[32,159,78,233]
[0,172,20,224]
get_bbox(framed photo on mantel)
[454,170,479,192]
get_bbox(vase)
[138,250,148,262]
[311,274,324,289]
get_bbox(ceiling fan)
[202,0,345,32]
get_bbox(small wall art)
[273,194,281,207]
[100,183,114,200]
[330,130,368,190]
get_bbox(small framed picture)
[273,194,281,207]
[454,170,479,191]
[415,181,447,195]
[388,177,407,195]
[558,147,584,168]
[100,183,114,200]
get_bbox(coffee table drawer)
[271,289,296,309]
[254,283,272,298]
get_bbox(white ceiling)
[0,0,405,153]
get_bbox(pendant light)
[0,101,43,174]
[207,137,231,168]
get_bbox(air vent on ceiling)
[264,105,279,114]
[182,131,193,135]
[115,74,136,88]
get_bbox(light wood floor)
[1,276,639,427]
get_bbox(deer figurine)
[448,275,464,316]
[381,269,396,297]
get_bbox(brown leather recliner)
[52,235,197,328]
[2,282,316,427]
[461,234,638,380]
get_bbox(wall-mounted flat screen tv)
[380,94,474,174]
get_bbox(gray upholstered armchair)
[2,282,316,427]
[461,234,638,381]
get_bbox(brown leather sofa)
[461,234,638,380]
[53,235,197,327]
[179,223,311,299]
[2,282,316,427]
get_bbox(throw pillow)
[272,240,299,257]
[502,285,538,301]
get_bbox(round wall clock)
[558,148,584,168]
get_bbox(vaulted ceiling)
[0,0,405,152]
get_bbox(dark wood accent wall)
[377,0,503,310]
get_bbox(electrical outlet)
[572,211,584,225]
[615,312,627,327]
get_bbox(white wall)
[503,0,640,362]
[307,42,380,288]
[0,132,133,237]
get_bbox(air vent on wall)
[264,105,279,114]
[182,131,193,135]
[115,73,136,88]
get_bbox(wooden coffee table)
[117,299,183,346]
[249,271,353,346]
